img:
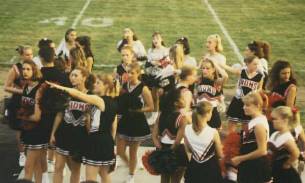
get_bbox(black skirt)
[208,107,221,129]
[21,123,49,150]
[184,156,223,183]
[226,97,251,123]
[237,156,272,183]
[161,143,188,167]
[82,132,116,167]
[272,160,301,183]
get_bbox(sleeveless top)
[63,96,90,127]
[268,131,294,162]
[269,80,296,108]
[196,77,222,107]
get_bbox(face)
[69,69,86,87]
[206,38,217,52]
[21,49,33,61]
[68,31,77,42]
[244,47,254,57]
[121,49,133,65]
[187,70,198,85]
[175,95,186,109]
[50,42,56,52]
[246,58,259,72]
[243,102,258,116]
[152,34,162,48]
[201,62,215,78]
[22,63,33,80]
[279,67,291,82]
[93,78,105,95]
[271,112,287,131]
[128,69,140,83]
[123,28,134,39]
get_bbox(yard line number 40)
[38,17,113,27]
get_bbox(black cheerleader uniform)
[116,63,128,85]
[269,80,296,109]
[117,82,151,141]
[238,115,271,183]
[83,96,117,168]
[158,111,188,167]
[196,77,223,128]
[268,131,302,183]
[184,124,223,183]
[20,83,49,150]
[55,96,89,161]
[227,68,263,123]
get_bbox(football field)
[0,0,305,77]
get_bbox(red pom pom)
[142,150,160,175]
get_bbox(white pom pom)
[232,63,242,70]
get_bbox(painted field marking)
[39,17,67,26]
[71,0,92,29]
[81,17,113,27]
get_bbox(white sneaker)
[19,152,26,167]
[124,175,135,183]
[42,172,49,183]
[47,160,55,173]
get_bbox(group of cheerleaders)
[4,27,304,183]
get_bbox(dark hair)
[85,73,96,92]
[76,36,94,58]
[247,40,271,61]
[39,46,55,63]
[15,179,34,183]
[23,60,42,81]
[16,45,32,55]
[176,37,190,55]
[159,87,184,113]
[152,32,165,48]
[65,28,76,42]
[54,57,66,72]
[180,66,196,81]
[268,60,297,90]
[244,55,258,64]
[38,38,54,49]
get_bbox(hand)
[45,81,62,90]
[153,140,162,149]
[50,134,56,145]
[283,161,292,169]
[231,156,242,167]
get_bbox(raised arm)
[219,63,241,76]
[46,81,105,111]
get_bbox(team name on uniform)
[69,101,90,111]
[197,84,216,96]
[238,78,259,90]
[21,96,35,106]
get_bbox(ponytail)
[192,101,213,133]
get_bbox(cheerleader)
[176,37,197,67]
[56,28,77,59]
[33,38,56,70]
[17,61,46,183]
[50,67,91,183]
[117,63,154,183]
[76,36,94,72]
[4,45,33,167]
[245,40,271,89]
[47,74,119,183]
[152,87,188,183]
[231,92,272,183]
[184,101,223,183]
[115,45,134,85]
[117,28,146,61]
[202,34,226,66]
[196,58,228,129]
[221,56,264,132]
[69,44,88,72]
[268,106,301,183]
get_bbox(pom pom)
[142,150,160,175]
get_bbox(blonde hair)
[207,34,223,52]
[242,92,263,110]
[169,44,184,69]
[192,101,213,133]
[272,106,298,129]
[97,74,120,97]
[121,45,134,55]
[70,45,87,69]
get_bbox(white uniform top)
[205,53,226,65]
[269,131,294,148]
[117,40,147,58]
[184,55,197,67]
[184,124,217,163]
[248,115,269,140]
[147,47,169,63]
[56,40,70,58]
[259,58,268,74]
[33,56,43,70]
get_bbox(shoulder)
[249,115,269,130]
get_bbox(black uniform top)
[63,96,90,127]
[236,68,263,99]
[116,64,128,85]
[89,96,118,133]
[269,80,296,108]
[196,77,222,104]
[41,67,70,86]
[13,63,23,87]
[158,111,184,140]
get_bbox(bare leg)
[116,137,129,165]
[53,153,67,183]
[85,164,99,181]
[99,165,112,183]
[128,141,141,175]
[68,157,81,183]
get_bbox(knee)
[54,161,65,173]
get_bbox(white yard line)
[71,0,92,29]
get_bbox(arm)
[4,67,23,94]
[111,115,118,139]
[214,131,224,159]
[50,112,63,144]
[183,90,193,112]
[283,139,300,169]
[136,86,154,112]
[211,60,229,84]
[286,85,297,108]
[231,124,267,165]
[219,63,241,76]
[152,113,161,148]
[171,116,187,149]
[86,57,94,73]
[46,81,105,111]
